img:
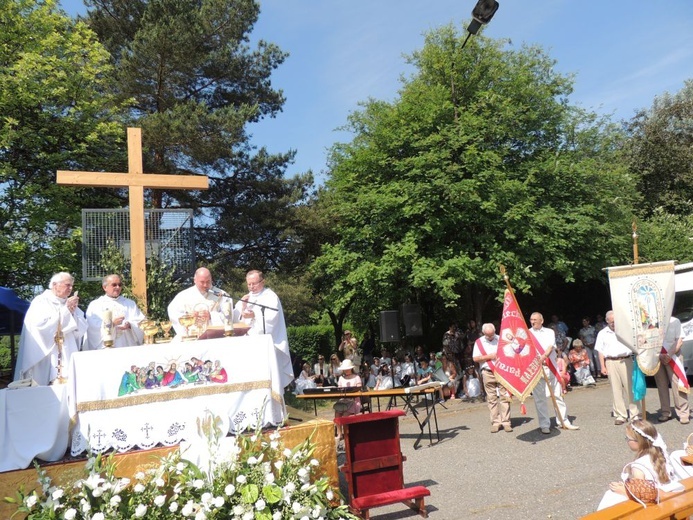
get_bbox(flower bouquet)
[7,412,358,520]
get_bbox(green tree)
[83,0,314,272]
[639,210,693,265]
[313,25,638,331]
[0,0,127,290]
[624,79,693,218]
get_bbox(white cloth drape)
[0,384,69,471]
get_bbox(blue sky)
[60,1,693,184]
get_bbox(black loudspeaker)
[401,304,423,336]
[379,310,400,342]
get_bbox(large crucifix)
[57,127,208,311]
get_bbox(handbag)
[333,399,351,413]
[685,432,693,456]
[623,462,659,506]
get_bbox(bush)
[287,325,336,366]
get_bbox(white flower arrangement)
[6,413,358,520]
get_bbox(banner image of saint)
[494,289,543,403]
[608,261,676,376]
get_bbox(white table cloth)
[69,335,286,455]
[0,384,69,471]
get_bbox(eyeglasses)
[110,283,122,287]
[625,436,637,442]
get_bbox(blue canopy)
[0,287,29,335]
[0,287,29,378]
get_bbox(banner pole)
[540,362,566,428]
[500,265,567,429]
[631,220,647,418]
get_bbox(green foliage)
[287,325,337,364]
[0,0,127,289]
[639,210,693,264]
[145,257,184,321]
[313,25,638,329]
[84,0,316,273]
[0,336,11,373]
[88,240,183,320]
[625,79,693,218]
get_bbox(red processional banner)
[494,289,544,403]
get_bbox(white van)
[674,262,693,379]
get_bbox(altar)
[69,334,286,455]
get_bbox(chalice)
[144,322,160,344]
[179,313,195,339]
[160,320,173,340]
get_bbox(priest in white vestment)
[167,267,232,339]
[235,269,293,389]
[14,272,87,385]
[85,274,145,349]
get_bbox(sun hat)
[338,359,355,372]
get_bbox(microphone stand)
[237,298,278,335]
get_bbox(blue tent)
[0,287,30,378]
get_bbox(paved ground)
[304,380,693,520]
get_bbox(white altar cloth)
[69,335,286,456]
[0,384,69,471]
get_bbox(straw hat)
[338,359,355,372]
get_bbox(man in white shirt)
[14,272,87,385]
[167,267,231,339]
[235,270,293,389]
[85,274,145,349]
[472,323,513,433]
[529,312,579,433]
[595,310,640,425]
[654,316,690,424]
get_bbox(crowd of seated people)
[296,314,607,410]
[295,338,493,402]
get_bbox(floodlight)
[467,0,499,35]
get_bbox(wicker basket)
[623,462,659,507]
[685,433,693,456]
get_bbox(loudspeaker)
[379,310,400,342]
[401,304,423,336]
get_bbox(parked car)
[674,262,693,381]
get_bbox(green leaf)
[262,483,283,504]
[240,483,259,504]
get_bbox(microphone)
[209,287,230,298]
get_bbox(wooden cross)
[57,127,208,312]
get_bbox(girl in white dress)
[462,366,481,400]
[294,362,317,395]
[597,419,682,510]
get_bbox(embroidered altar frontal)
[68,335,286,455]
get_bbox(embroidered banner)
[607,261,676,376]
[494,289,543,402]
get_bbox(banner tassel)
[520,402,527,415]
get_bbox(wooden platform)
[0,419,337,519]
[581,475,693,520]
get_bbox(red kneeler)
[335,409,430,519]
